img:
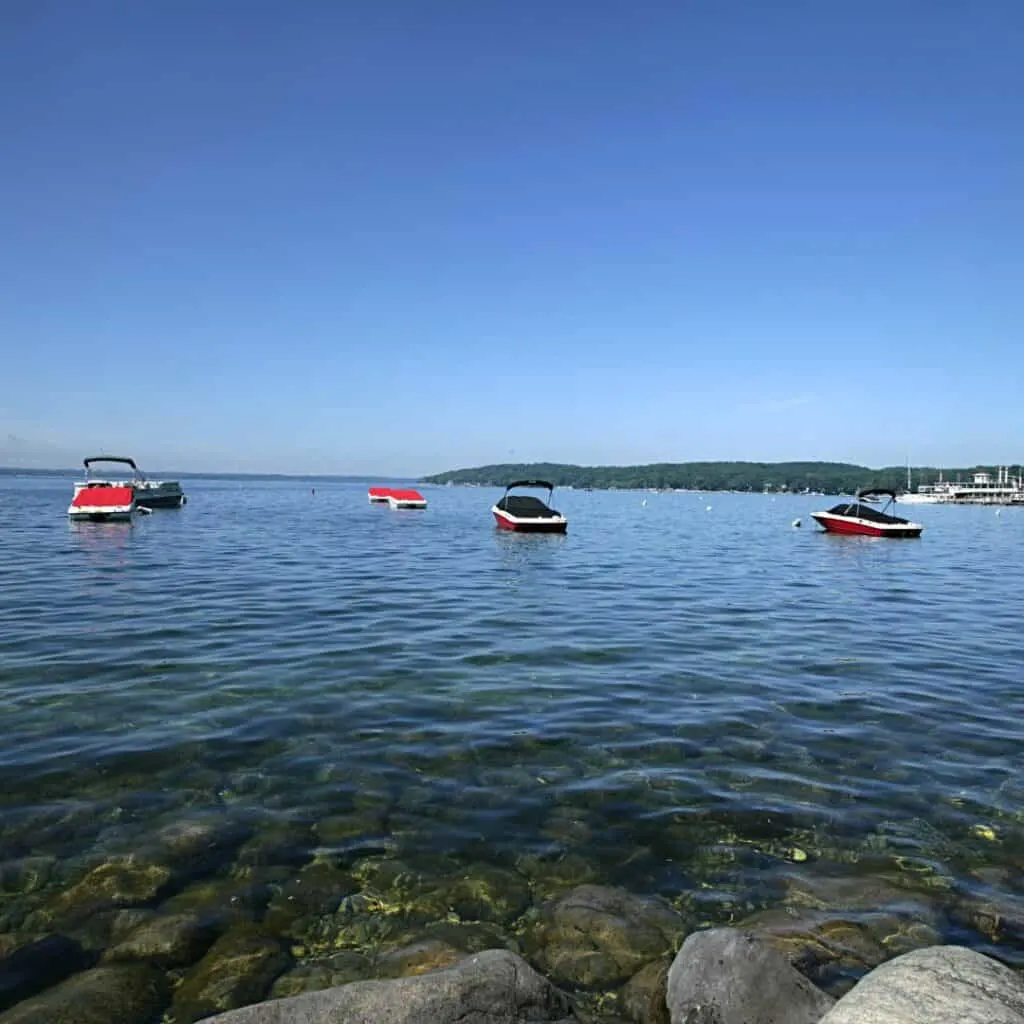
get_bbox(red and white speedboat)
[387,488,427,510]
[68,483,137,522]
[812,488,923,538]
[492,480,568,533]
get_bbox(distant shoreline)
[422,460,1018,495]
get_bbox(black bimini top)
[856,488,898,502]
[826,501,907,525]
[504,480,555,493]
[84,456,139,471]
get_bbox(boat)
[491,480,568,533]
[387,488,427,510]
[368,486,392,504]
[71,457,186,512]
[901,463,1024,505]
[811,488,923,538]
[68,483,137,522]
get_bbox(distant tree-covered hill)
[421,461,994,495]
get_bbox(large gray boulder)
[818,945,1024,1024]
[666,928,835,1024]
[202,949,577,1023]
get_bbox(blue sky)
[2,1,1022,475]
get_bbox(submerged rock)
[0,963,169,1024]
[818,944,1024,1023]
[170,925,290,1023]
[201,948,577,1023]
[160,870,282,929]
[619,957,670,1024]
[374,938,467,979]
[53,857,174,922]
[666,928,835,1024]
[103,911,220,968]
[0,935,90,1012]
[261,862,356,938]
[268,950,373,999]
[0,858,56,897]
[524,884,689,990]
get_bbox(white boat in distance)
[901,466,1024,505]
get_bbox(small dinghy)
[386,489,427,510]
[491,480,568,533]
[812,488,923,538]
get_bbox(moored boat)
[368,486,392,503]
[387,489,427,509]
[812,488,923,538]
[72,457,186,511]
[67,483,136,522]
[491,481,568,533]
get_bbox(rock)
[54,857,173,921]
[0,935,90,1012]
[0,858,56,896]
[374,938,467,978]
[103,911,220,968]
[269,951,372,999]
[170,926,290,1022]
[818,945,1024,1024]
[161,870,281,928]
[666,928,835,1024]
[261,862,356,937]
[619,957,670,1024]
[148,814,251,876]
[235,823,315,871]
[525,884,689,990]
[200,948,577,1022]
[443,864,531,925]
[0,963,169,1024]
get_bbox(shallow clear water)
[1,475,1023,999]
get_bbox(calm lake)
[1,475,1022,1016]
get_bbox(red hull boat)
[492,480,568,533]
[812,488,923,538]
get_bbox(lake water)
[1,475,1022,1015]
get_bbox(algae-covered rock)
[261,862,356,937]
[160,870,282,928]
[524,884,690,990]
[268,950,373,999]
[619,956,670,1024]
[443,864,531,925]
[54,857,173,921]
[0,963,169,1024]
[234,822,315,871]
[0,935,90,1012]
[374,938,467,978]
[103,911,220,968]
[314,810,388,848]
[0,858,56,897]
[170,925,289,1023]
[516,852,600,901]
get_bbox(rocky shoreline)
[1,812,1023,1022]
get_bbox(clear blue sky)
[2,1,1022,475]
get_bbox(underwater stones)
[161,870,281,928]
[542,808,594,848]
[0,858,55,897]
[516,852,601,901]
[268,950,373,999]
[524,884,690,990]
[170,925,290,1023]
[54,857,174,921]
[619,957,671,1024]
[234,822,315,871]
[0,963,169,1024]
[147,814,252,878]
[444,864,531,925]
[818,945,1024,1024]
[950,893,1024,946]
[0,934,90,1012]
[103,911,220,968]
[201,949,577,1024]
[374,938,467,978]
[666,928,835,1024]
[314,811,388,848]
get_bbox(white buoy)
[706,505,712,512]
[792,518,802,528]
[996,508,1002,516]
[641,498,647,507]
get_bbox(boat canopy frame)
[83,456,145,481]
[502,480,556,496]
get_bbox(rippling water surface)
[1,475,1023,1012]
